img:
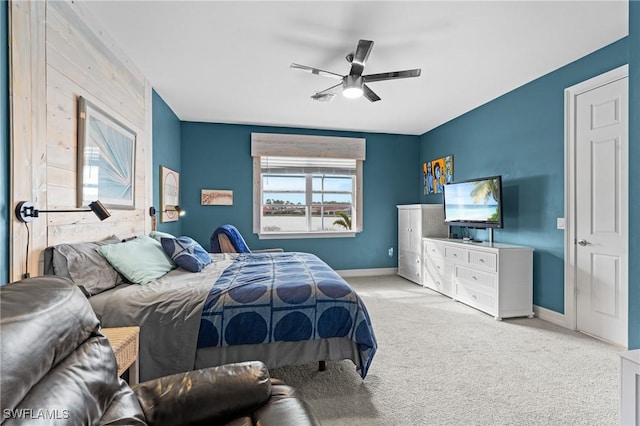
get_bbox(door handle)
[577,239,590,246]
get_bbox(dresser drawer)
[424,269,452,296]
[423,258,452,296]
[455,266,497,292]
[398,250,421,284]
[444,245,466,262]
[425,256,445,277]
[468,249,497,272]
[455,282,496,315]
[424,241,445,259]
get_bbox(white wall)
[9,1,152,281]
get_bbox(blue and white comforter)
[197,252,377,378]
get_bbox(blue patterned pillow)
[160,236,212,272]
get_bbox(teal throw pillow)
[97,236,176,284]
[149,230,175,243]
[161,236,212,273]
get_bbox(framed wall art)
[423,155,453,195]
[77,96,136,209]
[201,189,233,206]
[160,166,180,222]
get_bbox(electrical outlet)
[557,218,565,230]
[388,247,394,257]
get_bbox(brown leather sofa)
[0,277,321,425]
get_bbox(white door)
[408,208,422,254]
[575,76,628,347]
[398,208,411,252]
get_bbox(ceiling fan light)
[343,75,364,99]
[343,86,364,99]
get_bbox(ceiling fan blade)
[349,39,374,76]
[313,82,343,97]
[363,84,381,102]
[363,69,422,83]
[290,63,343,80]
[311,93,335,102]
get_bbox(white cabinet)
[620,349,640,426]
[423,238,534,320]
[397,205,448,284]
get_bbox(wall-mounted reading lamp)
[149,205,185,218]
[14,200,111,279]
[15,200,111,222]
[149,205,185,231]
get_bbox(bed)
[44,237,377,382]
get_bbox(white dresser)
[620,349,640,426]
[397,205,448,284]
[423,237,534,320]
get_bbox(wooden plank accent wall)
[9,0,152,281]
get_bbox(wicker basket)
[102,326,139,377]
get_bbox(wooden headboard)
[9,1,152,281]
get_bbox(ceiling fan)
[290,39,421,102]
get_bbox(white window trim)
[258,231,357,240]
[252,133,364,239]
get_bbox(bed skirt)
[195,337,360,371]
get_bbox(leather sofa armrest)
[132,361,271,426]
[253,384,322,426]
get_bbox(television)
[443,175,503,229]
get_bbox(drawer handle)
[436,281,441,287]
[472,276,478,281]
[416,259,420,264]
[436,265,441,270]
[453,253,457,257]
[471,294,478,300]
[479,259,485,263]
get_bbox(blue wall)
[180,122,419,270]
[419,38,628,315]
[628,0,639,349]
[152,90,182,236]
[1,0,8,284]
[1,2,637,344]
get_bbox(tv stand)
[422,237,534,320]
[447,226,494,243]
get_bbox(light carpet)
[270,275,620,425]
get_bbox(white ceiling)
[83,1,628,136]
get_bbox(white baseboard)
[336,268,398,278]
[533,304,570,329]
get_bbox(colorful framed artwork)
[77,96,136,209]
[160,166,180,222]
[201,189,233,206]
[423,155,453,195]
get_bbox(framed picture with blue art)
[77,96,136,209]
[423,155,453,195]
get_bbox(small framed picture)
[201,189,233,206]
[160,166,180,222]
[424,155,453,195]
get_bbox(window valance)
[251,133,366,160]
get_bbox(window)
[252,133,365,238]
[261,157,355,233]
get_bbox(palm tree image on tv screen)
[444,176,502,227]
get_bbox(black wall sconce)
[149,205,184,231]
[14,200,111,279]
[15,200,111,222]
[149,205,185,218]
